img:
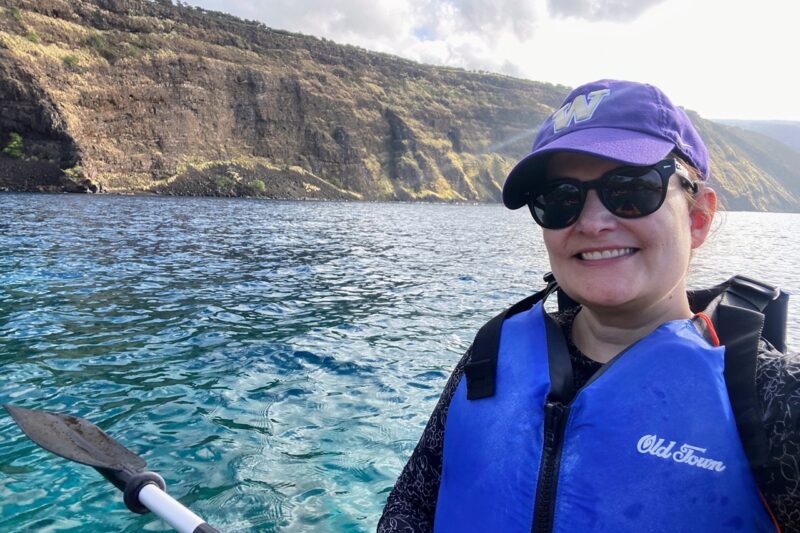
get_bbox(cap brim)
[502,128,676,209]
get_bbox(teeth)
[580,248,634,261]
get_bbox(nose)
[574,190,617,234]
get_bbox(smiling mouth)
[577,248,638,261]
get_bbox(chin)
[564,282,639,310]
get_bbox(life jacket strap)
[464,273,558,400]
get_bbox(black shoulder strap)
[698,275,786,471]
[464,275,558,400]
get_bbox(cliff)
[1,0,798,211]
[715,120,800,153]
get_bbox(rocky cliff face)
[1,0,798,211]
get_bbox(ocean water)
[0,194,797,532]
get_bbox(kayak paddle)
[3,404,220,533]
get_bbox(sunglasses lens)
[601,169,664,218]
[530,182,583,229]
[527,162,675,229]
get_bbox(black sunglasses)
[527,159,698,230]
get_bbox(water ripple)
[0,194,797,532]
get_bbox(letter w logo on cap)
[552,89,610,133]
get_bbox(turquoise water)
[1,194,798,532]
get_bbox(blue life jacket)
[433,275,786,533]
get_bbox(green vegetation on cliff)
[2,132,23,158]
[0,0,798,211]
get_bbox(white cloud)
[185,0,538,76]
[182,0,800,120]
[545,0,668,21]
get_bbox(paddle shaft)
[139,484,219,533]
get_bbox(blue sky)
[183,0,800,121]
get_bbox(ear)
[689,187,717,249]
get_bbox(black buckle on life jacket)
[463,356,497,400]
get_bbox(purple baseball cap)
[502,79,710,209]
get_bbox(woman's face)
[542,152,716,314]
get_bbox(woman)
[378,80,799,532]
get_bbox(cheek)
[662,195,693,234]
[542,230,567,259]
[655,201,693,257]
[542,231,555,251]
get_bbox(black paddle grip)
[123,471,166,514]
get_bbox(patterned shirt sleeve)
[376,348,470,533]
[755,343,800,532]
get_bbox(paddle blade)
[4,405,146,473]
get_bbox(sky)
[183,0,800,121]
